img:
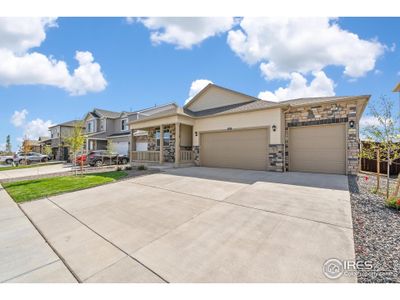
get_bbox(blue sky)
[0,17,399,151]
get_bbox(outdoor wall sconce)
[272,125,277,132]
[349,120,355,128]
[195,131,198,136]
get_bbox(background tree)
[21,136,32,165]
[362,95,400,198]
[5,135,12,154]
[64,121,85,175]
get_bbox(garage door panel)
[289,124,346,174]
[201,129,268,171]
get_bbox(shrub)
[124,166,132,171]
[386,196,400,210]
[116,166,122,171]
[137,165,147,171]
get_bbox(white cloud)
[0,18,106,95]
[23,118,53,140]
[359,116,383,129]
[0,17,57,54]
[138,17,235,49]
[258,71,335,102]
[185,79,213,104]
[11,109,28,127]
[227,18,385,80]
[67,51,108,95]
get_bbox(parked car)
[0,155,14,164]
[87,150,129,167]
[14,152,50,164]
[75,153,87,165]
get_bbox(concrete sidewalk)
[0,185,76,283]
[0,163,72,182]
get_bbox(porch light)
[272,125,277,132]
[349,120,355,128]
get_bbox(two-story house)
[48,120,83,160]
[84,104,177,155]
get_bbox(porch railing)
[180,150,193,162]
[131,151,160,162]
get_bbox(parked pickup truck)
[87,150,129,167]
[0,155,14,164]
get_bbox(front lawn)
[0,162,61,172]
[2,171,128,203]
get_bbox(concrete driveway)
[19,167,355,283]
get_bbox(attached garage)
[289,124,346,174]
[200,128,269,171]
[112,141,129,155]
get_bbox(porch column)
[130,131,136,164]
[159,125,164,164]
[175,122,180,167]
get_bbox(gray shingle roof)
[49,119,82,128]
[94,108,122,119]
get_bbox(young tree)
[362,96,400,198]
[5,135,12,154]
[43,144,53,159]
[106,140,115,166]
[64,121,85,175]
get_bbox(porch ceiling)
[130,114,194,130]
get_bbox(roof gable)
[184,84,264,112]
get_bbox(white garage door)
[112,141,129,155]
[289,124,346,174]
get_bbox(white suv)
[14,152,49,164]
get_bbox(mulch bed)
[348,174,400,283]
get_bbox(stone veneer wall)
[147,124,176,163]
[193,146,200,166]
[284,101,358,174]
[268,144,284,172]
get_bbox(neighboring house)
[84,104,176,155]
[129,83,370,175]
[22,139,41,153]
[49,120,83,161]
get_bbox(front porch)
[130,122,195,167]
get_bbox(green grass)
[0,162,61,172]
[2,171,128,203]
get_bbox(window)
[121,118,128,131]
[87,120,94,133]
[156,129,170,147]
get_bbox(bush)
[124,165,132,171]
[386,196,400,210]
[116,166,122,171]
[137,165,147,171]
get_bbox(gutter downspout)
[282,105,291,172]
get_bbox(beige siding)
[186,86,254,112]
[180,124,192,147]
[200,128,269,171]
[194,108,282,145]
[289,124,346,174]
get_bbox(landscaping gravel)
[348,174,400,283]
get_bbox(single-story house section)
[129,84,369,175]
